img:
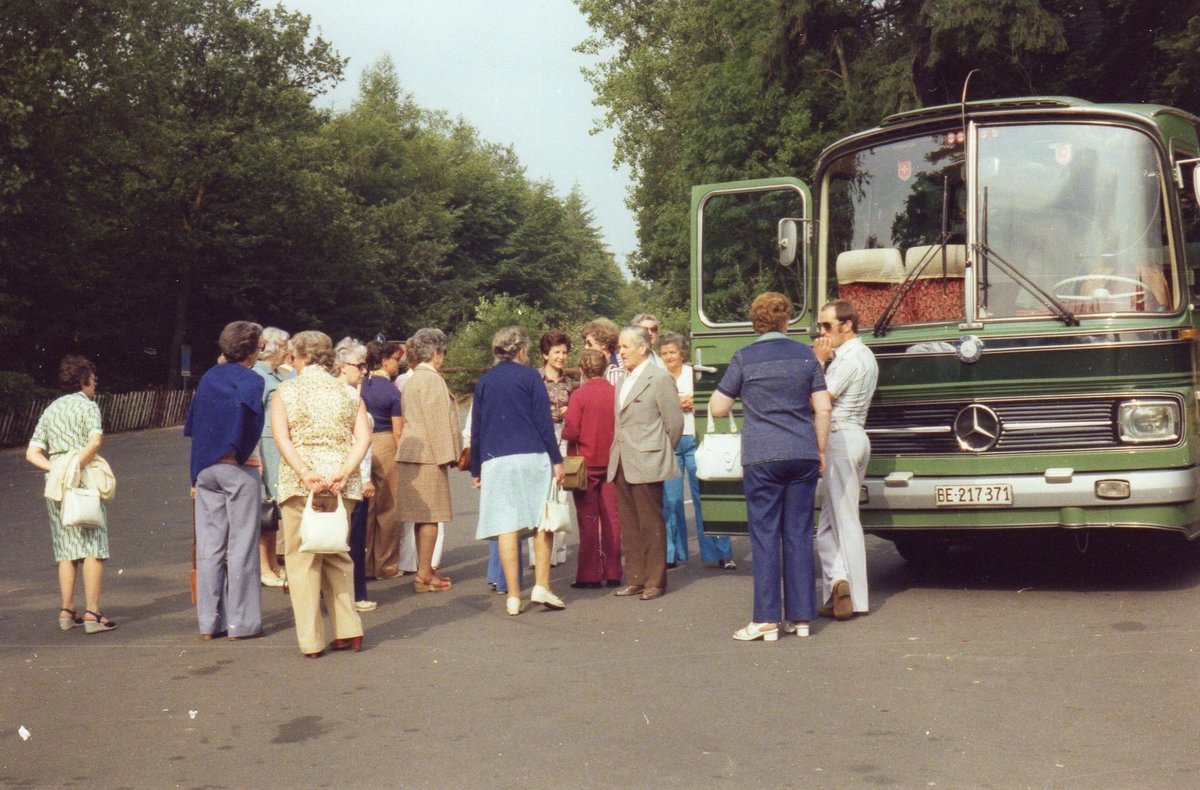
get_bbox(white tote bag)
[695,411,743,481]
[299,493,350,553]
[536,480,572,533]
[61,457,105,529]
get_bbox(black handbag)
[259,499,280,533]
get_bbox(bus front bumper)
[854,466,1200,536]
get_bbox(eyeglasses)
[818,320,848,332]
[345,362,367,372]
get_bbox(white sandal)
[782,620,810,637]
[733,622,778,642]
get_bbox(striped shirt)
[30,392,103,456]
[824,336,878,428]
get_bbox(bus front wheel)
[889,534,952,565]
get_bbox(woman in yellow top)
[395,327,462,593]
[271,331,372,658]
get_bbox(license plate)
[934,484,1013,507]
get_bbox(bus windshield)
[823,123,1174,329]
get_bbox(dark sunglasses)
[818,320,847,332]
[345,362,367,372]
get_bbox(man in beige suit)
[608,325,684,600]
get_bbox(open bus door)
[690,177,813,535]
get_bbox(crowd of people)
[25,294,879,653]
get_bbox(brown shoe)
[613,585,644,597]
[832,579,853,621]
[638,587,664,601]
[817,602,834,618]
[378,565,401,580]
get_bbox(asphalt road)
[2,427,1199,789]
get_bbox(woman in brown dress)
[395,328,462,592]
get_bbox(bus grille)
[865,397,1121,454]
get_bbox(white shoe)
[530,585,566,610]
[506,596,524,616]
[733,622,779,642]
[782,620,810,637]
[261,573,285,588]
[354,600,378,612]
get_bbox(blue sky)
[279,0,636,272]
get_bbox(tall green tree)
[0,0,348,387]
[577,0,1200,307]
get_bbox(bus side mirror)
[778,218,802,267]
[1194,165,1200,203]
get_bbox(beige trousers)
[281,497,363,654]
[365,432,401,576]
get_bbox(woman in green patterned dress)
[25,355,117,633]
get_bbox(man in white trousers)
[812,299,878,620]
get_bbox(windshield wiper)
[973,242,1079,326]
[976,187,1078,326]
[874,175,953,337]
[873,234,951,337]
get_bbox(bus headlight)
[1117,400,1179,444]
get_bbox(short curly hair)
[261,327,289,358]
[539,329,571,356]
[218,321,264,363]
[657,330,688,357]
[492,326,529,363]
[365,340,402,372]
[749,292,792,335]
[581,318,619,353]
[410,328,447,364]
[291,330,335,373]
[577,348,607,379]
[58,354,96,392]
[334,337,367,369]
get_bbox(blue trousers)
[743,458,819,624]
[350,498,368,602]
[487,538,522,593]
[663,434,733,564]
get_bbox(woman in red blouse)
[561,348,623,587]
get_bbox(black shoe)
[570,581,602,589]
[605,580,622,587]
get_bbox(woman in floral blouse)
[538,329,573,566]
[271,331,372,658]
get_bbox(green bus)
[691,96,1200,560]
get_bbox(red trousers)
[572,467,623,584]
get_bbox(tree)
[0,0,351,387]
[577,0,1200,308]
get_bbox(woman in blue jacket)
[471,326,566,616]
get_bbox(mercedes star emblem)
[954,404,1001,452]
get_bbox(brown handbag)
[561,456,588,491]
[456,446,471,472]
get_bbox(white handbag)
[695,411,743,480]
[61,457,105,529]
[298,493,350,553]
[536,479,572,534]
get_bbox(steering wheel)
[1052,274,1144,302]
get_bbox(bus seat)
[903,245,967,278]
[903,244,966,323]
[836,248,904,328]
